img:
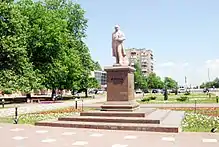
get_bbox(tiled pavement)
[0,124,219,147]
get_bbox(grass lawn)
[161,107,219,132]
[0,107,94,125]
[138,93,218,104]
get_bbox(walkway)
[0,124,218,147]
[0,95,106,117]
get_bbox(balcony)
[141,62,148,65]
[142,68,147,71]
[131,56,137,59]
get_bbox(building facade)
[126,48,154,76]
[90,70,107,89]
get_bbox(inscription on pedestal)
[120,92,128,95]
[110,77,124,84]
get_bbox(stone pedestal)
[101,66,140,111]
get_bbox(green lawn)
[138,93,218,104]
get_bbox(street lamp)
[14,105,19,124]
[2,99,5,108]
[75,98,78,109]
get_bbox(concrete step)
[146,109,171,122]
[58,116,160,124]
[80,111,146,117]
[161,110,185,126]
[35,120,180,133]
[80,109,155,118]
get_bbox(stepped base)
[36,120,180,133]
[101,101,140,111]
[35,108,185,133]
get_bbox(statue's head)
[114,25,120,32]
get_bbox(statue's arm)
[117,32,126,41]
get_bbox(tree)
[134,62,147,90]
[200,77,219,88]
[16,0,93,96]
[0,0,96,96]
[0,0,41,93]
[146,73,164,89]
[88,77,100,89]
[164,77,177,89]
[93,61,102,71]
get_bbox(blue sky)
[78,0,219,86]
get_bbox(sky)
[77,0,219,86]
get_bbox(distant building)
[126,48,154,76]
[90,70,107,89]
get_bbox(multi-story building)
[90,70,107,89]
[126,48,154,76]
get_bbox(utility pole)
[208,68,210,82]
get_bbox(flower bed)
[182,113,219,132]
[160,107,219,132]
[0,107,91,125]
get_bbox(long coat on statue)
[112,30,128,65]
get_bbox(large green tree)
[164,77,177,89]
[200,77,219,88]
[0,0,95,97]
[146,73,164,89]
[134,62,147,90]
[0,0,41,94]
[17,0,93,95]
[93,61,102,71]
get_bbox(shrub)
[141,97,150,102]
[176,96,188,101]
[3,89,13,94]
[149,96,157,100]
[184,91,191,95]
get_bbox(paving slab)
[0,124,219,147]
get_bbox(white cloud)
[205,59,219,69]
[153,59,219,86]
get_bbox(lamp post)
[14,105,18,124]
[2,99,5,108]
[75,98,78,109]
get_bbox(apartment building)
[90,70,107,89]
[126,48,154,76]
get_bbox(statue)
[112,25,129,66]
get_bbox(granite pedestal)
[101,65,140,111]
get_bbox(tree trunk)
[85,89,88,98]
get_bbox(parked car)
[135,89,143,94]
[142,89,149,93]
[152,89,159,93]
[203,88,209,93]
[178,88,186,93]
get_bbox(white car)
[178,88,186,93]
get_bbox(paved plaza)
[0,96,105,117]
[0,124,219,147]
